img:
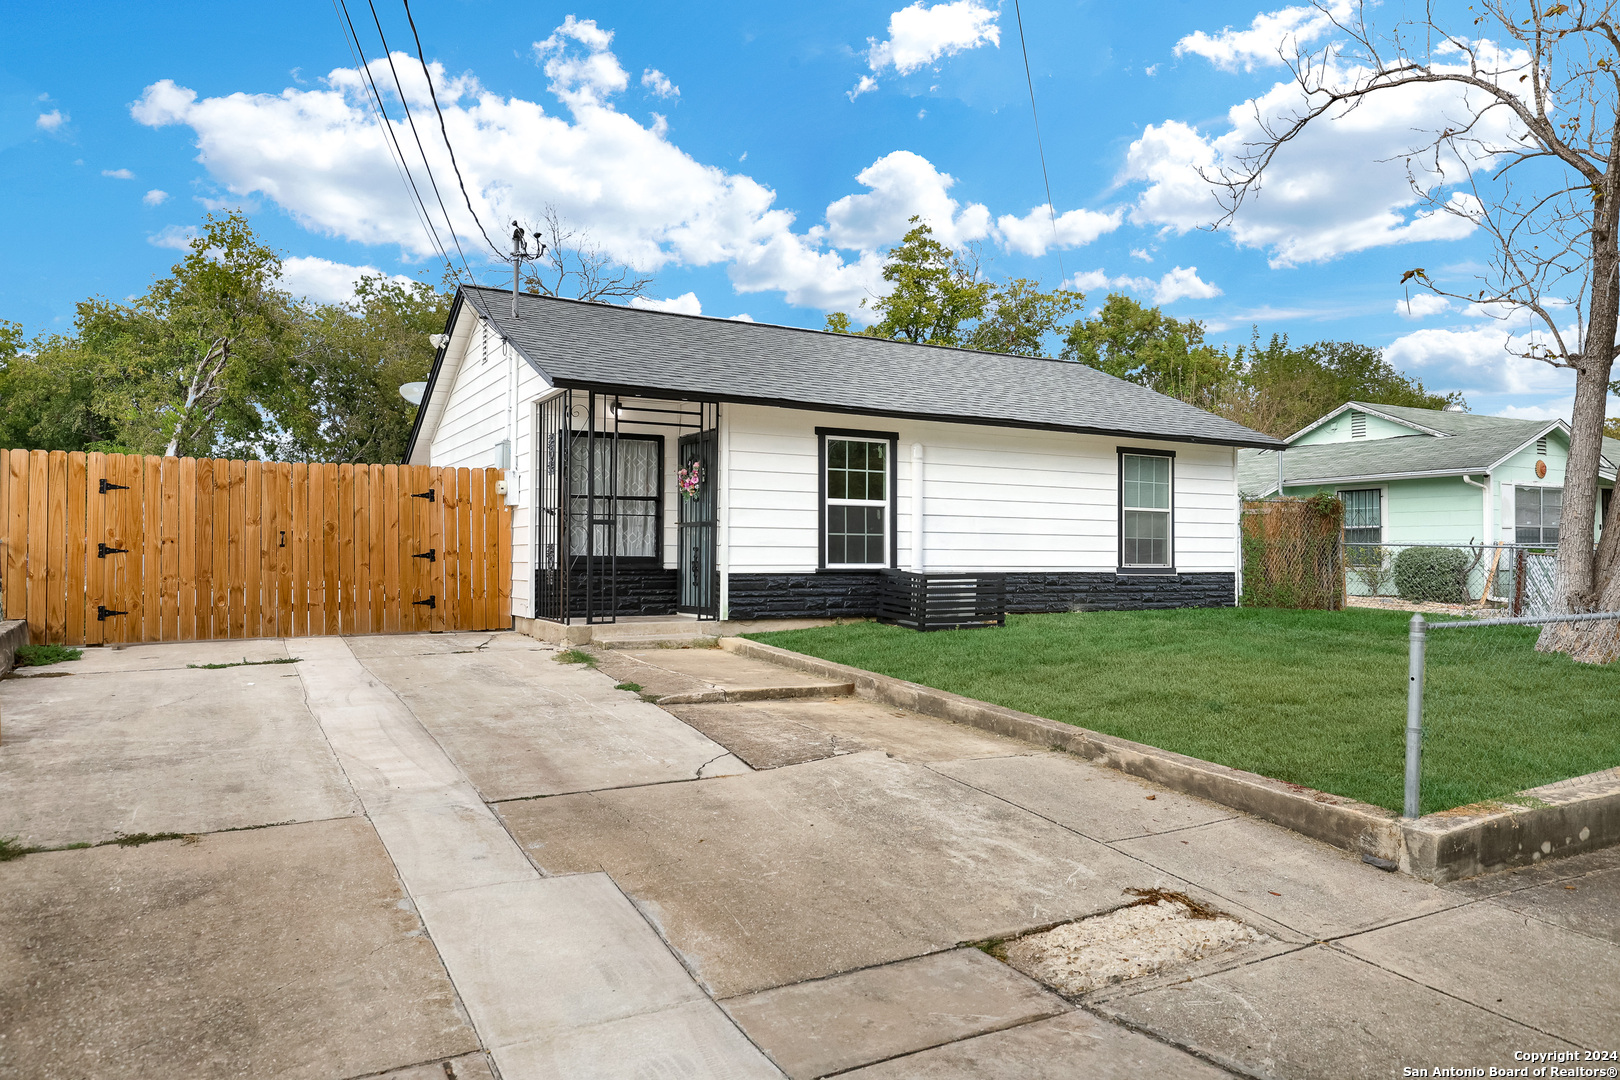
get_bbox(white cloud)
[36,109,66,131]
[1174,1,1350,73]
[1395,293,1451,319]
[148,224,198,250]
[1153,265,1221,304]
[630,291,701,315]
[1494,401,1570,422]
[847,75,879,102]
[1130,248,1153,262]
[1385,323,1577,396]
[865,1,1000,76]
[641,68,678,99]
[728,313,755,322]
[126,17,1081,317]
[102,168,135,179]
[280,255,415,305]
[996,204,1122,257]
[818,150,990,251]
[1122,45,1520,266]
[1069,266,1219,305]
[143,189,168,206]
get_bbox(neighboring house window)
[1119,450,1173,569]
[569,434,662,559]
[1340,488,1382,564]
[1516,486,1561,546]
[821,431,895,568]
[1350,411,1366,438]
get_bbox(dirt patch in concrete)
[994,890,1267,997]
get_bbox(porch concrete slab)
[1481,867,1620,944]
[1113,815,1462,939]
[361,647,746,801]
[1337,900,1620,1046]
[0,818,479,1080]
[932,752,1236,843]
[496,999,785,1079]
[344,630,547,659]
[835,1010,1229,1080]
[0,663,358,847]
[17,637,294,674]
[1096,945,1577,1079]
[721,947,1068,1080]
[499,751,1186,998]
[667,697,1026,770]
[364,1053,495,1080]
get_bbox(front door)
[677,430,717,616]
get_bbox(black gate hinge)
[96,605,128,621]
[412,548,436,562]
[411,489,435,501]
[99,479,129,493]
[412,595,437,609]
[97,543,129,559]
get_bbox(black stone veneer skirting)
[564,560,679,617]
[724,571,1235,620]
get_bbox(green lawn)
[745,608,1620,815]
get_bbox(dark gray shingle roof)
[457,287,1282,449]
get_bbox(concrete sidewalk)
[2,631,1614,1079]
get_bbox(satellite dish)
[399,381,427,406]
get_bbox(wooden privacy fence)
[1,449,511,646]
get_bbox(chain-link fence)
[1344,542,1558,616]
[1403,611,1620,817]
[1240,497,1344,609]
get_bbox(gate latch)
[97,543,129,559]
[412,595,437,609]
[96,605,128,621]
[98,479,129,494]
[412,548,437,562]
[411,488,435,501]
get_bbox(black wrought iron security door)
[677,429,717,618]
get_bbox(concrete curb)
[722,636,1620,882]
[0,619,28,677]
[655,682,857,706]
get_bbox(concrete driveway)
[1,632,1614,1079]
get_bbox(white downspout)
[1462,474,1489,542]
[910,442,925,571]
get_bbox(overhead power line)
[1012,0,1066,284]
[362,0,477,282]
[330,0,461,284]
[400,0,507,261]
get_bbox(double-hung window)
[1516,486,1562,546]
[1340,488,1382,565]
[821,431,894,568]
[1119,450,1173,570]
[568,434,662,559]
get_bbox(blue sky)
[0,0,1590,421]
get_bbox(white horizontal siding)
[724,404,1238,575]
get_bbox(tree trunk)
[1539,224,1620,662]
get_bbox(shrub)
[1393,547,1471,603]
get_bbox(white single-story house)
[1237,401,1618,549]
[404,286,1282,628]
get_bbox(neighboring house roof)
[405,286,1284,459]
[1238,401,1617,495]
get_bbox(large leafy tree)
[274,276,449,463]
[1062,294,1242,411]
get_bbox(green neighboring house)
[1237,401,1618,550]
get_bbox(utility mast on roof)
[510,220,547,319]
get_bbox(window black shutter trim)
[1117,446,1176,574]
[817,426,900,571]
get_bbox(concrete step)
[594,634,720,650]
[654,681,856,705]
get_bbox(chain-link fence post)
[1405,613,1426,818]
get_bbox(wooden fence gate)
[0,449,511,646]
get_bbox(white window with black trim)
[1118,449,1174,571]
[1516,486,1561,546]
[820,429,895,569]
[568,433,663,560]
